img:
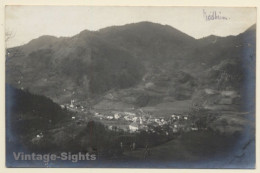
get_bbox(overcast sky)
[5,6,256,48]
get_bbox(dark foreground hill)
[6,84,70,136]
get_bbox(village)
[59,99,200,136]
[92,110,199,134]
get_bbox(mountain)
[6,29,145,103]
[98,22,197,61]
[5,22,256,112]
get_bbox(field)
[142,100,192,116]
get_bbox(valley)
[5,21,256,167]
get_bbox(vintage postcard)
[4,5,256,169]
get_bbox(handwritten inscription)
[203,9,230,21]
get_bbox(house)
[191,127,198,131]
[124,112,136,116]
[36,133,43,138]
[114,113,121,119]
[71,99,75,104]
[139,117,143,124]
[106,116,114,120]
[129,122,139,132]
[155,119,160,123]
[158,119,167,126]
[124,115,135,121]
[108,125,113,130]
[132,117,138,122]
[171,114,177,118]
[124,116,131,121]
[94,114,105,120]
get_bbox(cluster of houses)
[93,110,199,134]
[60,100,200,135]
[61,100,86,112]
[93,111,138,122]
[128,114,199,134]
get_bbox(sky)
[5,6,256,48]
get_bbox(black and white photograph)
[5,6,256,168]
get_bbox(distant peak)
[78,29,91,35]
[97,21,196,40]
[246,24,256,32]
[130,21,163,26]
[200,35,222,40]
[27,35,58,45]
[38,35,57,39]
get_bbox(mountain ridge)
[8,21,256,49]
[6,22,256,111]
